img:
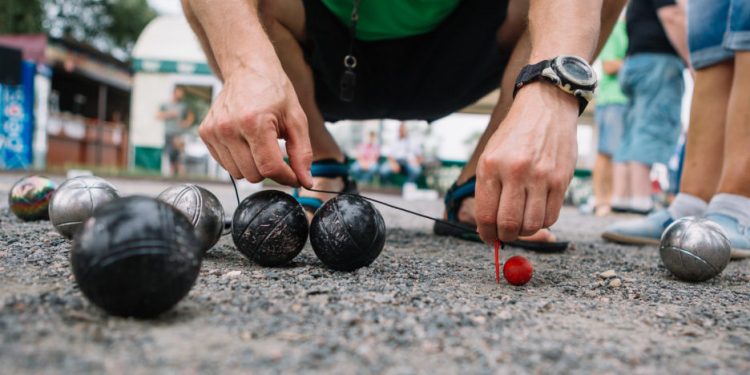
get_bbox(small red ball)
[503,255,533,286]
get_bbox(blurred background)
[0,0,691,205]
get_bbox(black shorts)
[302,0,510,122]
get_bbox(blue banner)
[0,61,35,169]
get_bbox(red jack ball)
[503,255,533,286]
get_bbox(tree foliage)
[2,0,157,59]
[0,0,45,34]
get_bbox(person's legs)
[705,51,750,255]
[593,104,626,215]
[592,154,613,215]
[378,161,394,185]
[602,0,734,245]
[404,163,422,184]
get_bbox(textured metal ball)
[232,190,308,267]
[310,194,386,271]
[157,184,224,254]
[48,176,120,239]
[8,175,57,221]
[71,196,202,318]
[659,217,731,282]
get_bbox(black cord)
[228,176,497,246]
[230,175,241,205]
[305,187,476,235]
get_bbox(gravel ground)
[1,173,749,374]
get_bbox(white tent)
[129,15,221,174]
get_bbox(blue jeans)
[689,0,750,69]
[379,159,421,184]
[614,53,685,166]
[594,104,626,156]
[350,161,378,183]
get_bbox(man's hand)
[199,67,313,187]
[475,83,578,243]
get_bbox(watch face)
[556,56,596,87]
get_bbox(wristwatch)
[513,55,597,116]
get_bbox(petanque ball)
[310,194,386,271]
[157,184,224,254]
[49,176,120,239]
[232,190,308,266]
[71,196,202,318]
[659,217,731,282]
[8,175,57,221]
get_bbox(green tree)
[0,0,45,34]
[44,0,157,57]
[104,0,158,54]
[1,0,157,59]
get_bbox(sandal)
[433,176,570,253]
[292,158,358,214]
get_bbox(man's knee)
[496,0,528,48]
[257,0,278,29]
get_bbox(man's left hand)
[475,83,579,243]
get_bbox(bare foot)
[298,176,344,221]
[453,197,558,242]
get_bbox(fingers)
[520,185,547,237]
[496,184,526,242]
[224,138,262,182]
[475,171,501,244]
[200,126,242,178]
[244,116,299,187]
[543,183,566,228]
[284,109,314,188]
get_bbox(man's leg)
[677,60,732,202]
[601,59,733,244]
[704,52,750,255]
[627,161,653,213]
[592,153,613,214]
[453,0,626,240]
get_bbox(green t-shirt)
[321,0,461,41]
[596,21,628,105]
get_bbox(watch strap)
[513,60,549,98]
[513,59,589,116]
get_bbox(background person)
[350,131,380,183]
[589,19,629,216]
[609,0,689,215]
[379,123,423,187]
[157,86,195,176]
[603,0,750,259]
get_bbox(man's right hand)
[199,68,313,188]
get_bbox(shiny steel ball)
[310,194,386,271]
[71,196,202,318]
[8,175,57,221]
[157,184,224,254]
[659,217,731,282]
[48,176,119,239]
[232,190,308,266]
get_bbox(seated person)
[379,123,422,185]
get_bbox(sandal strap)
[292,157,358,213]
[444,176,476,221]
[310,158,350,178]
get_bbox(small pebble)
[609,279,622,288]
[599,270,617,279]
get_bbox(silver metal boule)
[48,176,120,239]
[157,184,224,254]
[659,217,731,282]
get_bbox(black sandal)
[434,177,570,253]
